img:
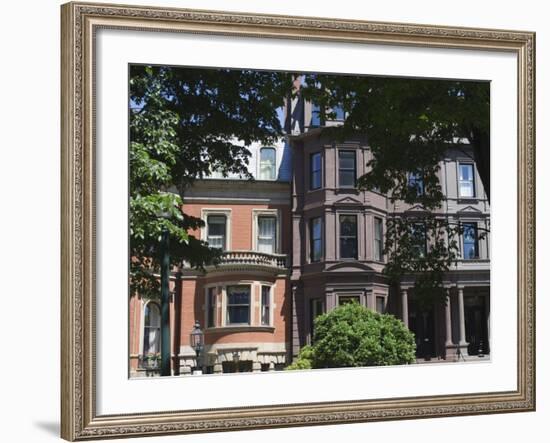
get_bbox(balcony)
[206,250,289,274]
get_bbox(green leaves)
[129,66,294,297]
[300,303,416,369]
[301,75,490,309]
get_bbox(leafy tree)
[287,303,416,369]
[300,75,490,307]
[130,66,293,297]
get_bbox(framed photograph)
[61,1,535,440]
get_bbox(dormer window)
[259,147,276,180]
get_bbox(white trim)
[200,208,232,250]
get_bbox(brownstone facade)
[129,92,490,377]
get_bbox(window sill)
[206,325,275,333]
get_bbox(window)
[339,215,358,259]
[310,152,322,190]
[311,103,322,126]
[376,296,385,314]
[310,298,325,341]
[259,147,276,180]
[332,105,345,121]
[261,286,271,326]
[462,222,479,259]
[310,217,323,262]
[207,287,216,328]
[459,163,475,198]
[207,215,226,250]
[374,217,384,261]
[408,171,424,196]
[143,302,161,355]
[257,216,277,253]
[338,150,356,188]
[411,222,427,257]
[338,295,360,305]
[226,285,251,325]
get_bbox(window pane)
[376,296,385,313]
[227,286,250,324]
[411,223,426,257]
[339,170,355,187]
[261,286,270,326]
[459,164,475,198]
[339,151,355,169]
[340,215,357,236]
[310,153,322,189]
[207,215,226,249]
[333,105,345,120]
[374,217,384,261]
[460,164,473,181]
[227,306,249,324]
[340,238,358,259]
[408,172,424,195]
[145,303,160,328]
[459,182,474,197]
[259,148,276,180]
[258,216,276,253]
[463,223,478,259]
[339,151,356,187]
[310,217,323,262]
[207,288,216,328]
[311,104,321,126]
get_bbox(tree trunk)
[470,128,490,204]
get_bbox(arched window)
[143,302,161,355]
[259,147,276,180]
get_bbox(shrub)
[311,303,416,368]
[285,345,314,370]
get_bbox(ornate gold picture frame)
[61,1,535,440]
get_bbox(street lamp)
[159,227,171,376]
[190,320,204,374]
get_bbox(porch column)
[445,291,453,347]
[456,286,469,359]
[444,289,456,360]
[401,288,409,328]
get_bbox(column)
[444,289,456,360]
[456,286,469,359]
[401,288,409,328]
[445,292,453,347]
[457,287,467,346]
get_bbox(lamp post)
[190,320,204,374]
[160,228,171,376]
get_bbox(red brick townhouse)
[130,87,490,377]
